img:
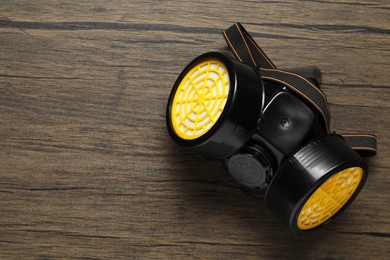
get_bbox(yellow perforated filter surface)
[171,58,230,139]
[297,167,363,230]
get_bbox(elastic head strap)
[341,134,377,156]
[222,22,377,156]
[223,22,330,132]
[223,22,276,69]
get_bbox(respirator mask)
[166,23,377,233]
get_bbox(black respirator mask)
[166,23,377,233]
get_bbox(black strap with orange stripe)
[341,134,377,156]
[223,22,377,156]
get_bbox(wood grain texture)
[0,0,389,259]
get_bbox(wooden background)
[0,0,389,259]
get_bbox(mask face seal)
[166,23,377,233]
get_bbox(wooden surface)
[0,1,389,259]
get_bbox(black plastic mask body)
[166,23,377,233]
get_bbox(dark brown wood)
[0,1,389,258]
